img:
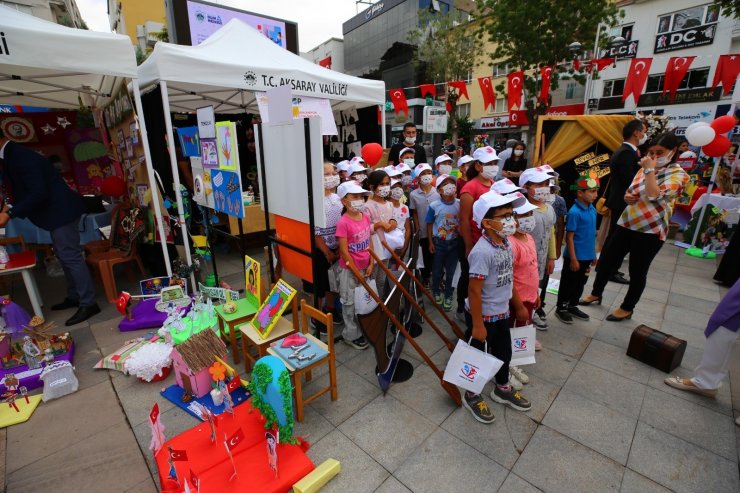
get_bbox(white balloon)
[686,125,716,147]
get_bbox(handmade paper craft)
[130,122,139,145]
[136,184,149,207]
[266,430,278,477]
[250,279,296,339]
[216,121,238,170]
[196,105,216,139]
[177,126,200,158]
[156,285,190,311]
[212,169,243,219]
[347,141,362,159]
[200,138,219,168]
[125,137,134,158]
[149,403,166,453]
[244,255,261,307]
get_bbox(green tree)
[714,0,740,19]
[408,9,479,143]
[476,0,622,138]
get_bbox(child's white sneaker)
[508,373,523,391]
[509,365,529,384]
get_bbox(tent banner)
[255,92,337,135]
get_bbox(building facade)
[108,0,165,53]
[301,37,345,73]
[1,0,85,27]
[590,0,739,134]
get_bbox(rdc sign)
[654,24,716,53]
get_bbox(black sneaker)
[490,386,531,411]
[462,392,495,424]
[555,309,573,324]
[344,336,369,350]
[568,306,590,321]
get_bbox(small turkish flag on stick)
[224,429,244,480]
[168,447,189,462]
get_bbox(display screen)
[168,0,299,54]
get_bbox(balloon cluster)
[685,115,736,158]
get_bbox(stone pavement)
[1,243,738,492]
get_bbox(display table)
[690,193,740,215]
[0,251,43,317]
[214,298,259,365]
[5,210,112,245]
[227,204,274,236]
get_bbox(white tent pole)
[160,80,196,288]
[133,81,172,276]
[381,105,386,148]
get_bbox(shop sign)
[476,115,513,130]
[599,40,639,59]
[365,2,384,20]
[638,87,721,107]
[654,23,716,53]
[478,104,585,129]
[644,106,713,136]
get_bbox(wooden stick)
[382,240,466,340]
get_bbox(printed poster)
[216,121,238,170]
[244,255,261,307]
[250,279,296,339]
[211,169,243,218]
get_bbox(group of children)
[315,146,600,425]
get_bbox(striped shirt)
[617,164,688,241]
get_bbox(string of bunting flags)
[386,52,740,120]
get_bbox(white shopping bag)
[354,279,379,315]
[510,323,536,366]
[416,244,424,269]
[443,339,504,394]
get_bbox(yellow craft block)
[0,394,42,428]
[292,458,341,493]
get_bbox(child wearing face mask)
[555,172,599,325]
[365,170,397,297]
[335,181,374,350]
[311,162,344,334]
[461,191,531,424]
[434,154,454,177]
[336,160,350,182]
[389,179,411,263]
[347,158,369,188]
[409,163,439,286]
[519,168,557,330]
[425,174,460,311]
[456,155,473,197]
[501,142,528,186]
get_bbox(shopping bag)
[443,339,504,394]
[354,279,379,315]
[416,244,424,269]
[384,228,405,252]
[372,233,391,261]
[510,323,536,366]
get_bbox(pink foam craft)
[280,334,307,348]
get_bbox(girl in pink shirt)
[364,170,397,298]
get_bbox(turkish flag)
[539,66,553,103]
[478,77,496,111]
[573,59,581,72]
[389,88,408,116]
[508,71,524,115]
[419,84,436,98]
[189,469,200,488]
[663,56,695,101]
[149,403,160,425]
[225,427,245,451]
[226,377,241,393]
[622,58,653,103]
[712,54,740,95]
[168,448,189,462]
[588,58,614,72]
[448,81,469,101]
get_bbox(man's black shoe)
[609,273,630,284]
[51,298,79,311]
[65,304,101,326]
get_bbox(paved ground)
[1,242,738,492]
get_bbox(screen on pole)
[167,0,299,54]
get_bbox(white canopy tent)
[137,18,386,269]
[0,6,172,275]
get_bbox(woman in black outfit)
[502,142,528,185]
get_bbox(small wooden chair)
[239,294,299,372]
[268,299,338,422]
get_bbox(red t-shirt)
[460,178,492,244]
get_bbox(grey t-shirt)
[531,203,556,279]
[409,187,440,239]
[465,236,513,317]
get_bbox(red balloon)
[361,143,384,166]
[101,176,126,197]
[702,135,731,158]
[710,115,737,134]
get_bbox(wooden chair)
[239,294,299,372]
[268,299,338,422]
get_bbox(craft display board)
[216,121,238,171]
[250,280,296,339]
[244,255,260,306]
[212,169,243,218]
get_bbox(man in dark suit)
[0,128,100,325]
[602,119,646,284]
[387,122,427,166]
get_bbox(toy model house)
[170,329,228,398]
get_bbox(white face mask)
[419,174,433,186]
[401,175,412,186]
[517,216,536,234]
[496,217,517,237]
[545,193,556,204]
[353,173,366,183]
[438,164,452,175]
[404,136,416,144]
[481,165,498,180]
[638,134,648,146]
[403,158,415,167]
[514,149,524,156]
[533,187,550,202]
[350,199,365,212]
[375,185,391,198]
[441,183,456,196]
[390,187,405,200]
[655,151,674,167]
[324,175,340,190]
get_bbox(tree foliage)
[475,0,622,126]
[714,0,740,19]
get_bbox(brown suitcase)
[626,325,686,373]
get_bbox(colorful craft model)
[0,296,31,336]
[0,375,41,428]
[39,360,78,401]
[247,355,296,443]
[171,329,228,399]
[251,280,297,340]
